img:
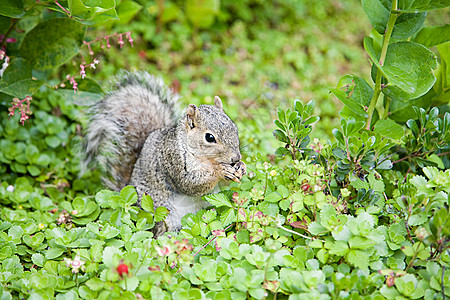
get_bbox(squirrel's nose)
[231,154,241,165]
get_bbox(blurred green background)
[4,0,449,158]
[72,0,448,155]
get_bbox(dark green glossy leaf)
[362,0,426,38]
[365,38,437,101]
[20,18,85,70]
[398,0,450,12]
[331,75,373,118]
[0,0,24,18]
[0,58,44,98]
[49,0,118,25]
[391,12,426,39]
[373,119,404,140]
[414,25,450,47]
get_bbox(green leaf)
[380,285,401,299]
[329,241,349,256]
[414,25,450,47]
[361,0,390,35]
[395,274,418,296]
[0,0,24,18]
[277,185,289,198]
[95,190,115,208]
[140,193,154,212]
[388,88,435,122]
[398,0,450,12]
[346,249,370,269]
[0,57,44,98]
[236,230,250,244]
[320,204,336,228]
[20,18,85,70]
[154,206,169,222]
[31,253,45,267]
[85,277,105,291]
[102,246,122,268]
[57,79,104,105]
[61,0,118,25]
[44,136,61,148]
[265,191,282,203]
[362,0,426,38]
[201,209,217,224]
[331,75,373,118]
[36,154,51,167]
[373,119,404,140]
[45,247,65,260]
[120,186,138,205]
[348,236,374,250]
[115,0,142,24]
[220,208,236,227]
[308,222,328,235]
[408,213,427,226]
[365,38,437,101]
[185,0,220,28]
[204,193,233,208]
[8,225,23,242]
[392,12,426,39]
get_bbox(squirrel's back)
[82,71,179,191]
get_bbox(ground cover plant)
[0,0,449,299]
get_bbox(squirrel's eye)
[205,133,216,143]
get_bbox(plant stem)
[54,0,71,17]
[405,241,422,272]
[263,171,269,197]
[261,252,274,300]
[382,94,391,119]
[442,265,446,300]
[1,18,19,48]
[365,0,399,130]
[277,224,324,241]
[192,223,234,257]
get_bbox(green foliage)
[273,99,320,160]
[341,0,450,129]
[1,0,450,299]
[0,0,116,121]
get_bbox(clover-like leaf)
[205,193,233,208]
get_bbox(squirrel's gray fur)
[82,71,246,236]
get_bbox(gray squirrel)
[82,72,246,236]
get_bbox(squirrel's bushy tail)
[82,71,179,191]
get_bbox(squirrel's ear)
[186,104,197,129]
[214,96,224,112]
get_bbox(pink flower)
[64,255,86,273]
[156,246,172,256]
[8,96,32,125]
[80,64,86,79]
[126,32,133,47]
[118,34,124,48]
[89,58,99,69]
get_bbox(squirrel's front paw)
[222,161,246,183]
[233,161,246,181]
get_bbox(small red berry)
[116,263,129,277]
